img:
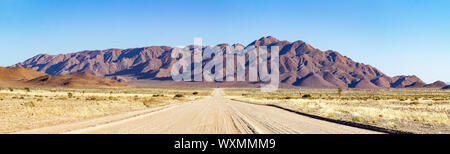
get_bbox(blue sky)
[1,0,449,83]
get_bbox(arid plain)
[1,87,448,134]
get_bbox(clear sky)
[1,0,449,83]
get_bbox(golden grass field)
[0,87,211,133]
[223,88,450,134]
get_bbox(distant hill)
[12,36,448,89]
[0,67,127,88]
[0,67,46,87]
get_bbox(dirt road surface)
[17,89,381,134]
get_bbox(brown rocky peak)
[424,80,447,88]
[433,80,446,85]
[232,43,245,48]
[261,36,279,42]
[217,43,230,48]
[249,36,280,46]
[391,75,426,88]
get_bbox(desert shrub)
[352,116,362,122]
[143,98,164,107]
[36,98,43,102]
[86,96,98,101]
[23,101,36,107]
[24,87,31,92]
[372,119,378,125]
[373,96,381,100]
[143,100,153,107]
[67,92,73,98]
[108,96,119,101]
[302,94,312,99]
[388,122,398,129]
[283,96,292,100]
[432,98,444,101]
[338,88,343,97]
[192,92,199,95]
[174,94,184,98]
[9,88,13,92]
[142,99,156,107]
[411,101,420,105]
[153,94,164,97]
[57,97,68,100]
[327,112,335,118]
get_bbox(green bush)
[352,116,362,122]
[24,87,31,92]
[68,92,73,98]
[192,92,199,95]
[174,94,184,98]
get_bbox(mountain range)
[11,36,449,89]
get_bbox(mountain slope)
[424,81,447,89]
[0,67,47,87]
[26,72,128,88]
[12,36,447,89]
[0,67,127,88]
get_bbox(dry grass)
[0,87,211,133]
[224,88,450,134]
